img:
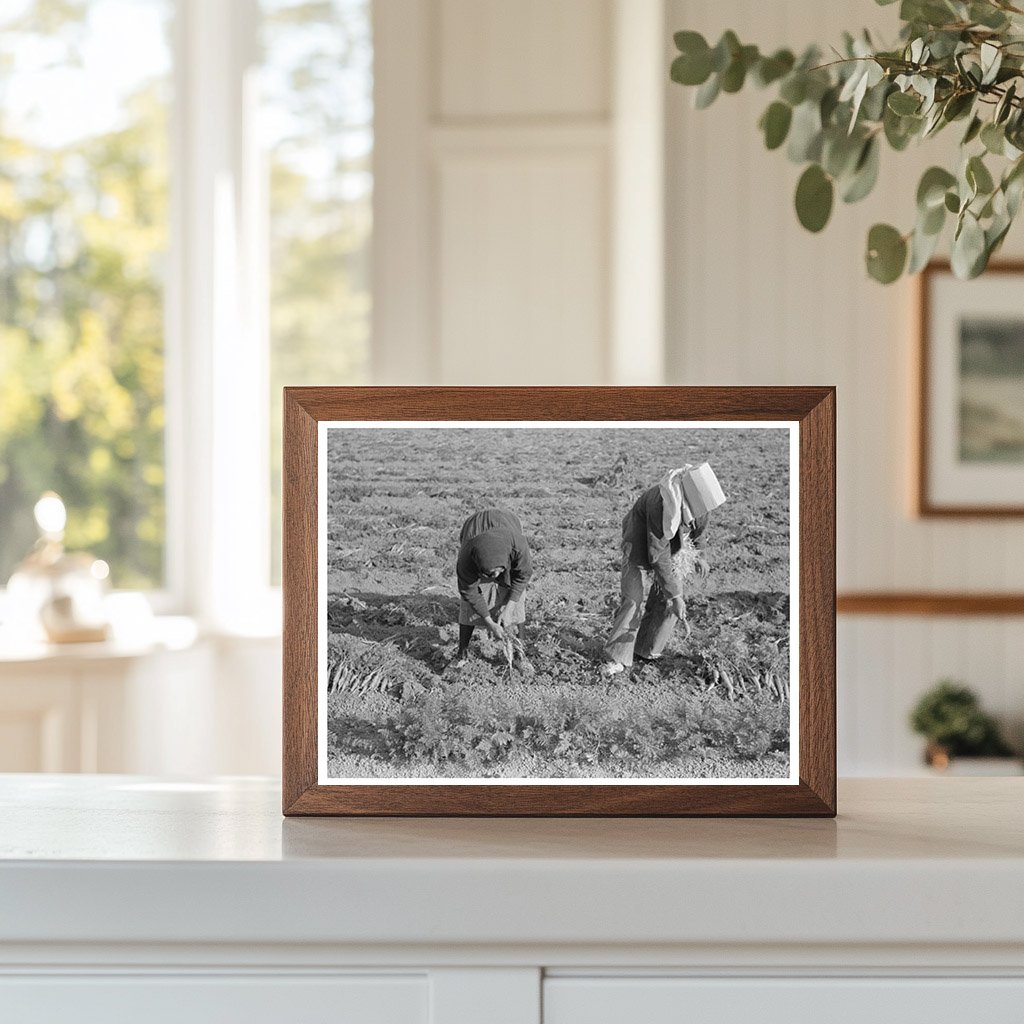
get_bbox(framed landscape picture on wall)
[918,262,1024,516]
[282,387,836,817]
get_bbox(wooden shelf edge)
[837,592,1024,616]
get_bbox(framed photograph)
[918,261,1024,516]
[283,387,835,816]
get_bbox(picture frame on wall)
[282,387,836,817]
[918,261,1024,517]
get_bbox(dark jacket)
[456,509,533,619]
[622,486,709,599]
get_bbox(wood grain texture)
[282,387,836,817]
[838,592,1024,616]
[282,392,319,812]
[916,260,1024,518]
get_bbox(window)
[0,0,373,619]
[261,0,373,581]
[0,0,173,589]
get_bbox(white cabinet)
[0,975,428,1024]
[1,778,1022,1024]
[544,977,1024,1024]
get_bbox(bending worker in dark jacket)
[601,466,720,677]
[454,508,534,673]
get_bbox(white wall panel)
[438,0,610,120]
[666,0,1024,774]
[437,151,608,384]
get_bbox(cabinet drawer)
[544,977,1024,1024]
[0,974,427,1024]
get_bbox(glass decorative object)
[5,493,111,644]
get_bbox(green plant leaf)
[842,136,880,203]
[967,154,995,196]
[944,190,960,213]
[721,44,759,92]
[981,121,1005,155]
[962,115,983,145]
[866,223,907,283]
[980,41,1002,86]
[671,31,713,85]
[884,106,922,150]
[779,73,807,106]
[908,221,942,273]
[710,30,740,73]
[787,100,823,162]
[694,73,721,109]
[996,82,1017,125]
[970,2,1009,29]
[795,164,834,232]
[760,101,792,150]
[917,166,957,210]
[888,90,921,115]
[942,91,974,123]
[753,49,795,87]
[822,128,863,178]
[921,199,946,235]
[951,211,987,278]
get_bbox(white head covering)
[658,465,695,541]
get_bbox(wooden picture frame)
[283,387,836,816]
[917,261,1024,517]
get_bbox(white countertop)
[1,776,1022,950]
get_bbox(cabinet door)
[0,974,428,1024]
[544,977,1024,1024]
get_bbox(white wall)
[232,0,1024,779]
[373,0,666,386]
[664,0,1024,772]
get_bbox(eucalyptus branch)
[670,0,1024,283]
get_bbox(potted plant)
[670,0,1024,283]
[909,680,1020,773]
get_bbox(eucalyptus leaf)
[721,44,759,92]
[671,49,712,87]
[981,121,1006,155]
[760,101,793,150]
[842,137,881,203]
[908,221,943,273]
[980,42,1002,86]
[888,90,921,115]
[694,73,721,109]
[787,101,823,162]
[866,223,908,283]
[920,199,946,235]
[822,128,864,178]
[860,79,892,122]
[996,82,1017,124]
[967,154,995,195]
[710,31,740,73]
[795,164,834,232]
[962,115,983,145]
[754,49,795,87]
[884,106,922,150]
[917,166,957,210]
[970,2,1009,29]
[980,42,1003,86]
[951,212,987,278]
[942,91,974,122]
[779,74,807,106]
[670,5,1024,283]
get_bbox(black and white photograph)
[318,422,797,784]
